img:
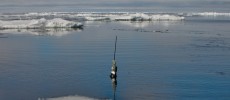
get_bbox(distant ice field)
[0,12,230,29]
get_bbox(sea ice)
[0,18,83,29]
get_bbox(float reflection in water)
[111,71,117,100]
[110,36,118,100]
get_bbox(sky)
[0,0,229,5]
[0,0,230,13]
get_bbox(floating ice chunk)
[0,18,83,29]
[192,12,230,16]
[112,15,133,21]
[45,18,82,28]
[69,12,184,21]
[151,14,185,21]
[84,16,110,21]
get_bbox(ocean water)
[0,14,230,100]
[1,0,230,98]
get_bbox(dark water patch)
[0,36,8,38]
[191,44,230,50]
[216,33,223,36]
[113,28,169,33]
[215,71,226,76]
[0,33,5,35]
[0,33,8,38]
[191,36,230,50]
[0,28,83,37]
[189,31,205,35]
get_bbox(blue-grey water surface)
[0,17,230,100]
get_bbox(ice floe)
[0,18,83,29]
[190,12,230,16]
[0,12,185,22]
